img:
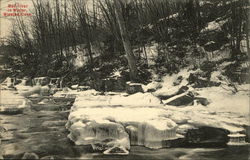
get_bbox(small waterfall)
[49,78,61,88]
[33,78,40,86]
[227,133,247,145]
[37,79,43,86]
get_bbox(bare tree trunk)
[143,44,148,67]
[246,22,250,57]
[114,0,138,82]
[244,0,250,57]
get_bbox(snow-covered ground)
[152,68,192,96]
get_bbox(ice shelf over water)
[66,85,249,154]
[66,93,178,153]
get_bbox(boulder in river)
[184,127,230,147]
[126,82,144,94]
[17,86,41,97]
[157,86,189,100]
[40,86,50,96]
[77,86,91,91]
[194,97,210,106]
[102,78,126,92]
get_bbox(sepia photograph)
[0,0,249,159]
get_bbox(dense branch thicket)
[0,0,249,84]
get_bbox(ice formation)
[67,82,249,154]
[67,106,178,153]
[66,91,179,154]
[227,133,247,145]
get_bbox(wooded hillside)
[0,0,249,87]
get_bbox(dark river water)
[0,97,249,160]
[78,145,250,160]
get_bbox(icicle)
[227,133,248,145]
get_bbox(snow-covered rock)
[142,81,161,92]
[201,19,228,33]
[16,85,39,96]
[71,84,79,89]
[40,86,50,96]
[154,69,193,97]
[16,85,50,97]
[126,82,144,94]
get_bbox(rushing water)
[0,96,249,160]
